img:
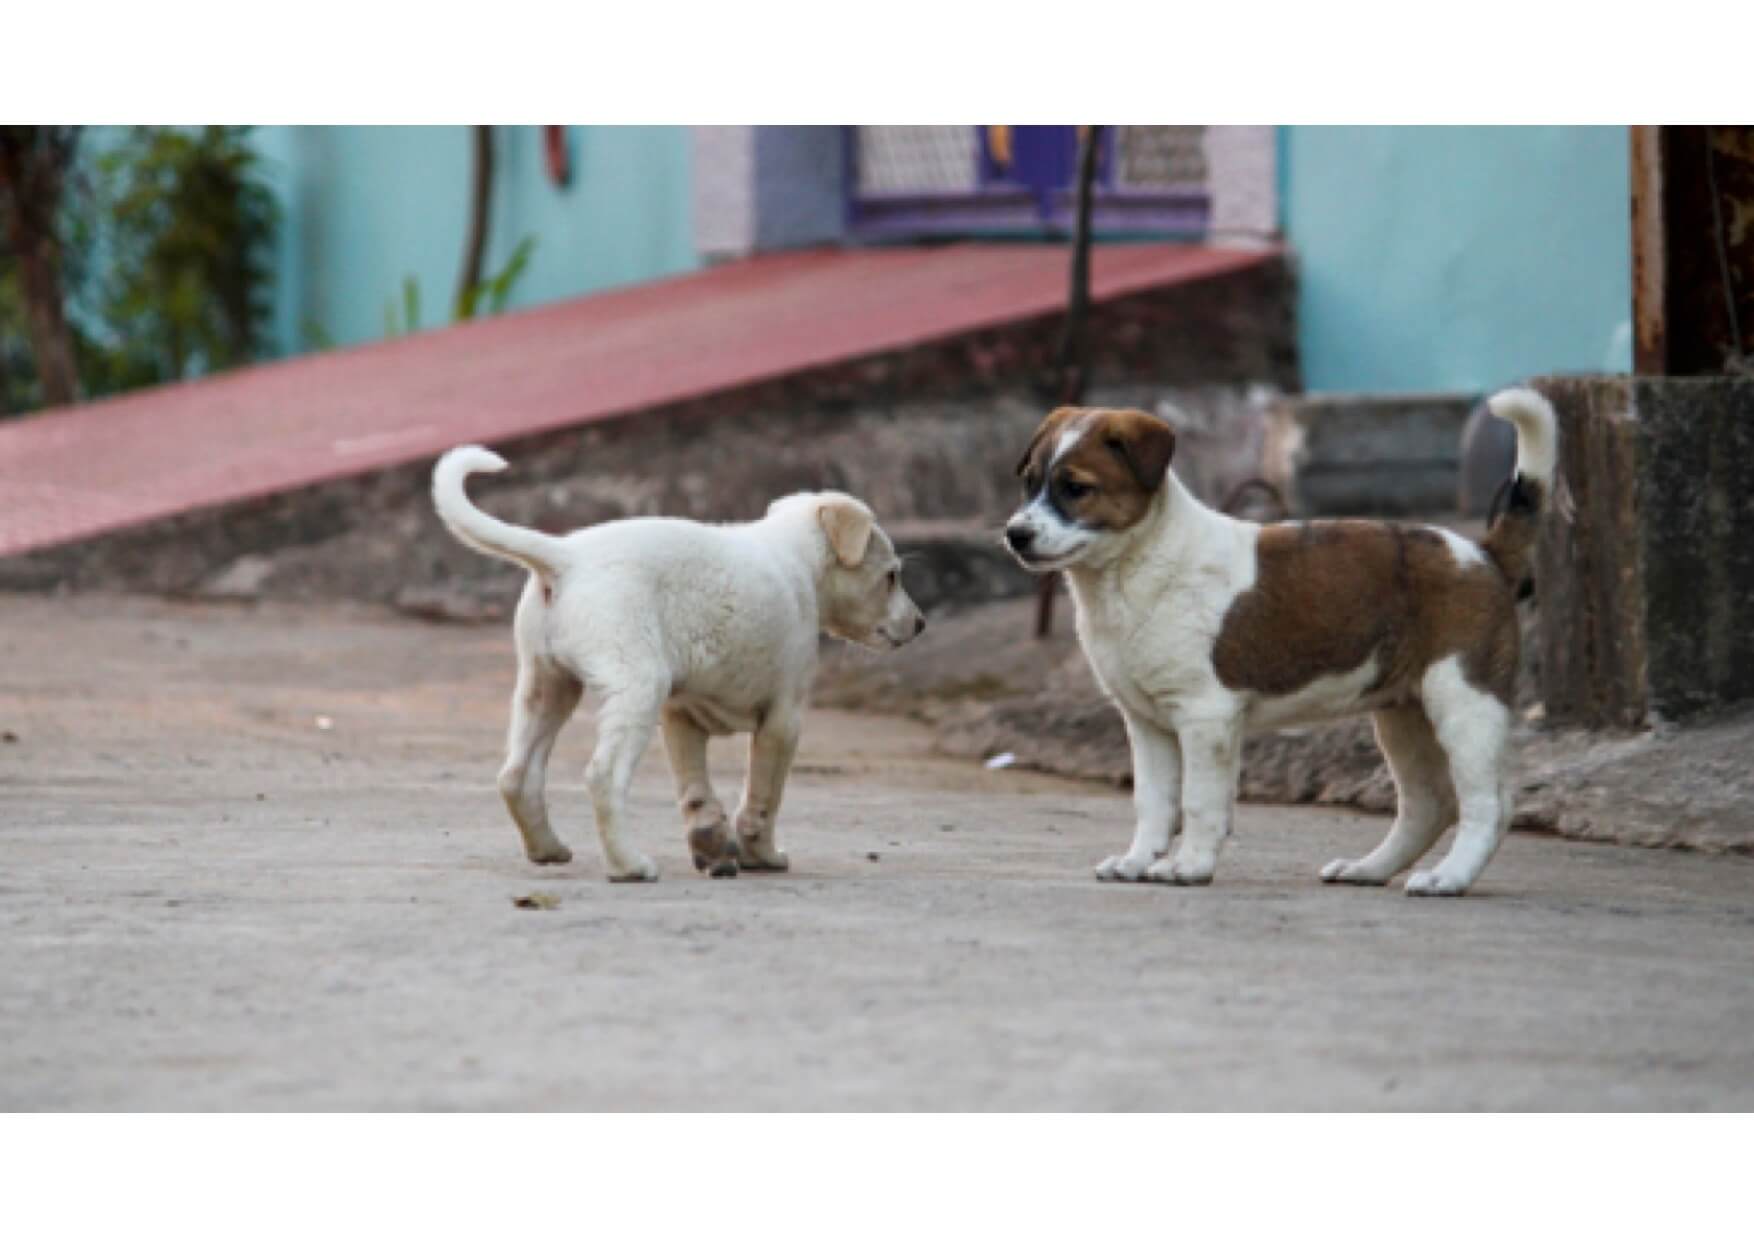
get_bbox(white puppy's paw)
[1094,852,1154,882]
[1405,869,1467,897]
[607,854,660,884]
[1146,853,1215,886]
[1320,857,1387,886]
[740,849,790,873]
[735,838,791,872]
[526,841,573,866]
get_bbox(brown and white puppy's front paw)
[1320,857,1390,886]
[1094,851,1156,882]
[1404,868,1468,897]
[1145,851,1216,886]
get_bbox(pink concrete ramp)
[0,242,1274,557]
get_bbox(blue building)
[247,125,1632,395]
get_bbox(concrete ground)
[3,593,1751,1111]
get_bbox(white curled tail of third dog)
[1487,387,1558,487]
[1480,387,1560,584]
[431,445,566,582]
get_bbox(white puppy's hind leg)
[1406,658,1513,897]
[1148,719,1241,886]
[498,659,583,865]
[585,679,667,883]
[661,704,738,878]
[1096,714,1181,882]
[735,709,800,872]
[1322,704,1455,886]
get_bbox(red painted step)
[0,242,1274,557]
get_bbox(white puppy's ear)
[818,497,874,567]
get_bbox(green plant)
[457,235,536,320]
[95,126,278,382]
[383,235,536,338]
[383,275,422,338]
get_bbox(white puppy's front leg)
[735,708,800,872]
[1147,719,1241,886]
[1096,713,1181,882]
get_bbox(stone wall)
[1270,392,1477,516]
[3,259,1298,611]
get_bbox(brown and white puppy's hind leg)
[1321,704,1456,886]
[1146,719,1242,885]
[734,708,801,872]
[1095,713,1181,881]
[1404,656,1513,896]
[661,704,739,879]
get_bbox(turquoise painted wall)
[249,126,695,356]
[1282,127,1632,393]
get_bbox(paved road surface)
[2,595,1750,1109]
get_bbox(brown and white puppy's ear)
[1101,409,1177,492]
[818,496,875,567]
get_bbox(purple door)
[849,125,1206,241]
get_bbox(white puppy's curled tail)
[431,446,566,581]
[1480,387,1559,586]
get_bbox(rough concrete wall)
[1636,380,1754,717]
[1534,375,1754,728]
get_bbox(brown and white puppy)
[1004,390,1557,896]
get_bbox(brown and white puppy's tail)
[431,446,566,585]
[1479,387,1559,586]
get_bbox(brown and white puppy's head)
[771,492,926,649]
[1004,407,1178,572]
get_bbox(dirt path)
[3,594,1751,1110]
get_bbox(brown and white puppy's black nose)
[1004,525,1036,555]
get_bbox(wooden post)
[1629,126,1667,376]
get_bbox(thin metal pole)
[1037,125,1105,639]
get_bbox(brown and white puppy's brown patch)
[1004,390,1558,897]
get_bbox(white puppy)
[433,447,925,881]
[1004,389,1557,897]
